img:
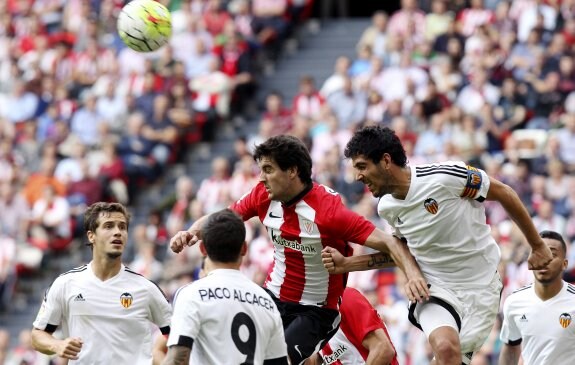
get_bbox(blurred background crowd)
[1,0,575,364]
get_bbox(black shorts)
[264,288,340,365]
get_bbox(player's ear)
[240,241,248,256]
[199,241,208,256]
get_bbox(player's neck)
[91,256,122,281]
[207,261,241,272]
[391,166,412,200]
[534,279,563,301]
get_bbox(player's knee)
[431,334,461,365]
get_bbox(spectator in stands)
[292,75,324,121]
[29,184,71,251]
[327,75,368,129]
[262,91,293,135]
[0,231,16,313]
[556,112,575,173]
[196,156,231,214]
[357,10,388,58]
[22,155,66,206]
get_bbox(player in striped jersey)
[31,202,172,364]
[322,126,553,365]
[499,230,575,365]
[170,135,430,365]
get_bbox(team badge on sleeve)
[424,198,439,214]
[120,292,133,308]
[461,165,482,199]
[559,313,572,329]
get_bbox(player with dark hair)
[31,202,172,364]
[163,209,288,365]
[499,230,575,365]
[170,135,429,365]
[322,125,552,365]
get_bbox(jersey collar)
[283,182,313,207]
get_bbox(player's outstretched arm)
[170,214,209,253]
[364,229,429,301]
[322,247,396,274]
[362,328,397,365]
[162,345,191,365]
[31,328,82,360]
[486,177,552,270]
[498,343,521,365]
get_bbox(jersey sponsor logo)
[424,198,439,214]
[268,211,281,218]
[74,293,86,302]
[559,313,572,328]
[270,229,316,253]
[120,292,133,308]
[519,314,528,322]
[322,344,348,364]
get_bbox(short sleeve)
[167,286,202,348]
[327,199,376,245]
[500,298,522,345]
[459,165,490,202]
[229,183,265,221]
[33,278,65,332]
[148,283,172,335]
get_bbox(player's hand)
[403,276,430,303]
[321,246,347,274]
[528,243,553,270]
[170,231,196,253]
[57,337,83,360]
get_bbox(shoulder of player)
[123,266,168,294]
[413,161,469,183]
[506,284,534,301]
[56,264,88,280]
[566,282,575,295]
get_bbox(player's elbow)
[370,343,396,365]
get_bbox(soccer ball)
[117,0,172,52]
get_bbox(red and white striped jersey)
[320,287,398,365]
[230,182,375,310]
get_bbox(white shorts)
[408,272,503,358]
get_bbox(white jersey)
[167,269,288,365]
[500,282,575,365]
[377,161,501,287]
[33,263,172,365]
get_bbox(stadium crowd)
[1,0,575,364]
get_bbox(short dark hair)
[84,202,131,233]
[201,209,246,263]
[344,125,407,167]
[253,135,312,184]
[539,230,567,256]
[84,202,131,245]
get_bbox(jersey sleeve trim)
[174,335,194,348]
[506,338,522,346]
[42,324,58,333]
[160,326,170,335]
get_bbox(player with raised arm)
[305,287,399,365]
[163,208,288,365]
[31,202,172,364]
[322,126,553,365]
[170,135,429,365]
[499,230,575,365]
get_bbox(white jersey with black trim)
[377,161,501,287]
[167,269,288,365]
[33,263,172,365]
[500,282,575,365]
